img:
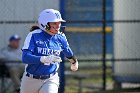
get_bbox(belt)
[26,72,56,80]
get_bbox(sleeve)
[60,34,74,58]
[22,32,35,52]
[22,32,41,64]
[22,50,41,64]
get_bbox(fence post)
[59,0,65,93]
[102,0,107,90]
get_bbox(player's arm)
[22,32,41,64]
[63,48,78,71]
[22,50,41,64]
[22,50,61,64]
[60,34,78,71]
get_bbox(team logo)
[37,47,61,56]
[36,40,44,45]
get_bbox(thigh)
[40,82,59,93]
[39,73,59,93]
[20,74,41,93]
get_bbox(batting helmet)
[38,9,66,31]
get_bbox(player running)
[20,9,78,93]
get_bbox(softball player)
[20,9,78,93]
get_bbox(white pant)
[20,72,59,93]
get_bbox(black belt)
[26,72,56,80]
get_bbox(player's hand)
[67,56,79,71]
[71,61,78,71]
[40,55,62,64]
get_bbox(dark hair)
[30,25,40,32]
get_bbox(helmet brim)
[51,19,66,22]
[60,19,66,22]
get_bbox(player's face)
[48,22,61,35]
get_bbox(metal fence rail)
[0,0,140,93]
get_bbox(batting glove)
[68,57,78,71]
[71,61,78,71]
[40,55,62,64]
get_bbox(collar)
[41,30,54,38]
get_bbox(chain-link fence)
[63,0,112,92]
[63,0,140,93]
[0,0,140,93]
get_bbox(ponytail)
[30,25,40,32]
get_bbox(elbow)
[22,50,30,64]
[22,52,28,64]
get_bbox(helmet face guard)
[38,9,66,31]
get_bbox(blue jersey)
[22,29,73,75]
